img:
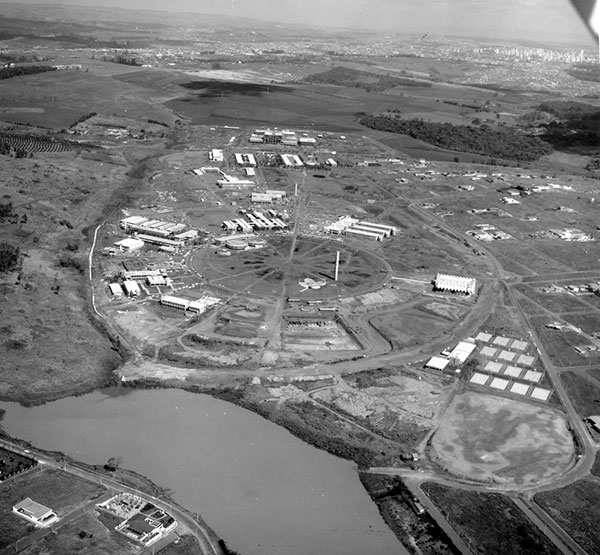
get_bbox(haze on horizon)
[2,0,595,47]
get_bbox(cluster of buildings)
[160,295,220,314]
[467,224,513,242]
[216,173,256,189]
[97,493,177,548]
[248,128,317,146]
[109,269,172,298]
[324,216,397,241]
[433,273,477,296]
[116,215,198,253]
[251,190,286,203]
[222,209,288,233]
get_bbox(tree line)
[359,115,553,161]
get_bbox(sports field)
[430,391,575,484]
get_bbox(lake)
[0,388,404,555]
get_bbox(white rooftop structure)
[480,346,497,357]
[490,377,509,390]
[13,498,59,527]
[476,332,493,343]
[209,149,224,162]
[470,372,489,385]
[115,237,145,252]
[109,283,123,296]
[518,354,535,366]
[498,350,516,361]
[449,340,477,364]
[485,361,503,374]
[493,336,511,346]
[524,370,543,383]
[122,280,140,297]
[434,273,476,296]
[511,340,529,351]
[503,365,522,378]
[510,383,530,396]
[531,387,551,401]
[425,356,450,371]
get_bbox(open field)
[422,483,562,555]
[0,468,106,549]
[429,391,575,484]
[530,317,595,367]
[535,480,600,555]
[560,372,600,417]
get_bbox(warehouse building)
[114,237,145,253]
[122,280,141,297]
[234,153,257,167]
[13,498,59,528]
[136,234,184,249]
[217,174,256,189]
[280,154,304,168]
[434,273,477,296]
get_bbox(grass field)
[560,372,600,417]
[534,480,600,555]
[423,483,562,555]
[0,468,106,549]
[530,317,593,367]
[430,391,575,484]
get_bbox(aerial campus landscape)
[0,0,599,554]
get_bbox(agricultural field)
[429,391,575,484]
[423,484,562,555]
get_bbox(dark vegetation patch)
[360,473,460,555]
[360,115,552,161]
[302,66,432,91]
[180,79,291,97]
[0,65,56,80]
[534,100,600,150]
[423,483,562,555]
[535,480,600,554]
[0,243,20,272]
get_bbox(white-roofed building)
[115,237,144,252]
[122,280,140,297]
[449,340,477,364]
[434,273,477,296]
[425,356,450,371]
[13,498,59,527]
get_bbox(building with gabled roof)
[434,273,477,296]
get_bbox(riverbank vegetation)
[360,473,460,555]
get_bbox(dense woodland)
[0,65,56,80]
[359,115,553,161]
[302,66,432,91]
[536,100,600,149]
[0,243,20,273]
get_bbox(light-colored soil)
[430,391,576,484]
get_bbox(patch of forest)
[302,66,432,91]
[536,100,600,149]
[0,65,56,80]
[359,115,552,161]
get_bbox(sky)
[5,0,597,46]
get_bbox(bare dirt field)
[430,391,575,484]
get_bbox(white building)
[109,283,123,296]
[434,273,477,296]
[122,280,141,297]
[13,498,59,527]
[114,237,145,253]
[209,149,224,162]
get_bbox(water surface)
[0,388,403,555]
